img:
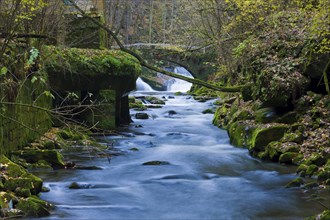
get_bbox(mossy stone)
[306,164,318,177]
[297,164,308,177]
[309,153,327,166]
[281,132,304,144]
[4,178,34,193]
[279,152,298,164]
[145,96,165,105]
[13,150,65,168]
[266,142,280,161]
[202,108,214,114]
[235,110,253,121]
[15,187,32,198]
[228,121,249,147]
[16,196,50,217]
[285,177,304,188]
[21,173,43,195]
[251,125,288,151]
[0,155,25,178]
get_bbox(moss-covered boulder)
[0,155,43,195]
[16,196,51,217]
[13,150,65,169]
[228,121,251,147]
[249,124,288,151]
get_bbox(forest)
[0,0,329,219]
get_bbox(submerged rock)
[135,113,149,119]
[142,161,171,166]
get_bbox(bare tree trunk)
[149,0,154,44]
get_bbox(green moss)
[306,164,318,177]
[266,142,280,161]
[281,132,303,144]
[250,124,288,151]
[21,173,43,195]
[145,96,165,105]
[202,108,214,114]
[279,152,298,164]
[13,150,65,168]
[297,164,308,177]
[16,196,51,217]
[0,155,25,177]
[43,46,141,77]
[285,177,304,188]
[228,121,249,147]
[4,178,34,192]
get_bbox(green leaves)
[0,67,8,76]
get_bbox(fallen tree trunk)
[66,0,246,93]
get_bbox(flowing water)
[31,79,328,220]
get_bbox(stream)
[31,77,327,220]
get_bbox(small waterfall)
[166,67,193,92]
[136,77,154,91]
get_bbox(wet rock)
[130,148,139,151]
[145,96,165,105]
[145,105,163,108]
[285,177,304,188]
[202,108,214,114]
[142,161,170,166]
[68,182,81,189]
[167,110,177,115]
[168,95,175,99]
[74,165,102,170]
[135,113,149,119]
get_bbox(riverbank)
[211,91,330,218]
[0,126,107,218]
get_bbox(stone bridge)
[119,43,217,81]
[44,46,141,130]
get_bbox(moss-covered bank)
[213,92,330,187]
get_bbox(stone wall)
[0,79,52,155]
